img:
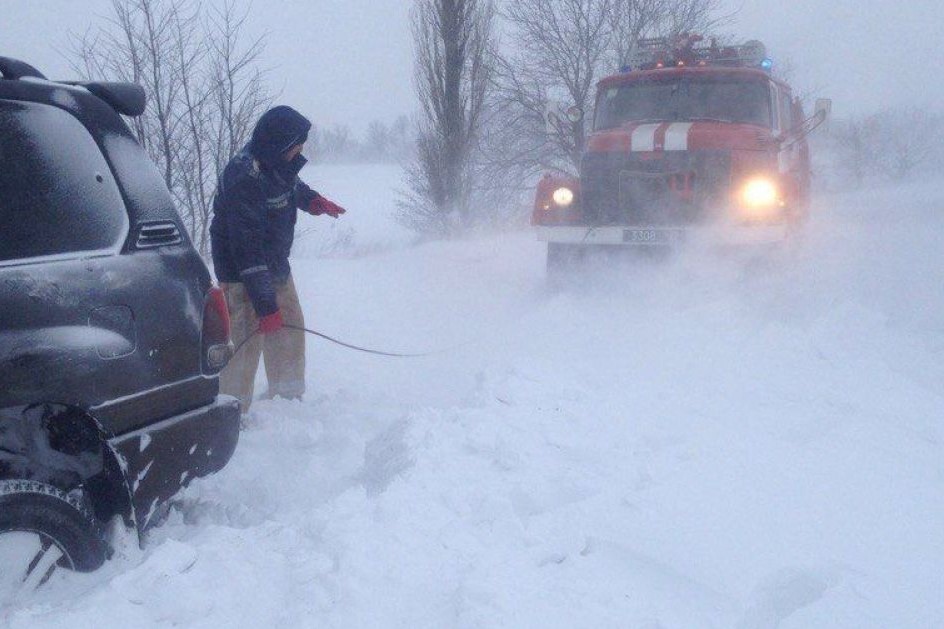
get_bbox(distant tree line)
[821,107,944,187]
[310,116,414,164]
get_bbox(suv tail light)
[202,285,233,374]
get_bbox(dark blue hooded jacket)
[210,106,321,316]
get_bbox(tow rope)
[231,324,450,360]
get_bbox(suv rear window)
[0,100,128,264]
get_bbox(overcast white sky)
[0,0,416,133]
[2,0,942,132]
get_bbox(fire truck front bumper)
[535,223,789,247]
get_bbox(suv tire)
[0,481,108,596]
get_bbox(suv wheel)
[0,481,108,603]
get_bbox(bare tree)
[608,0,666,69]
[364,120,392,162]
[314,124,355,163]
[880,108,942,181]
[71,0,188,188]
[490,0,614,180]
[170,1,211,250]
[398,0,497,236]
[206,1,270,179]
[69,0,270,257]
[657,0,729,40]
[376,115,414,163]
[827,108,944,186]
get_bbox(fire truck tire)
[546,243,583,279]
[781,220,806,256]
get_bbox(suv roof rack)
[62,81,147,117]
[0,56,47,80]
[0,55,147,118]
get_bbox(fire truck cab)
[533,36,831,272]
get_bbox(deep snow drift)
[4,168,943,628]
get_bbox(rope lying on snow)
[231,324,453,360]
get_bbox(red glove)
[258,310,283,335]
[308,196,347,218]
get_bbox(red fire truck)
[532,36,831,273]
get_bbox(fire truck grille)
[580,151,732,225]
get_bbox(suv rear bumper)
[535,224,788,246]
[109,395,240,531]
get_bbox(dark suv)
[0,57,240,593]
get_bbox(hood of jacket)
[249,106,312,166]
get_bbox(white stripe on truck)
[663,122,693,151]
[630,123,662,152]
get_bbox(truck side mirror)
[546,110,562,136]
[546,104,584,137]
[781,97,832,147]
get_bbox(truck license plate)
[623,229,680,245]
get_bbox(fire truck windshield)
[594,79,772,130]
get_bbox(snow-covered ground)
[5,167,944,628]
[292,163,415,257]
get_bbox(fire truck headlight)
[552,187,575,207]
[740,177,780,209]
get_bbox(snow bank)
[5,179,943,628]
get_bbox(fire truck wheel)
[781,214,807,254]
[546,243,584,280]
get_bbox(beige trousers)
[220,275,306,413]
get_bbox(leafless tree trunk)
[398,0,496,236]
[831,118,870,185]
[68,0,270,258]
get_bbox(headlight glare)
[552,187,575,207]
[740,177,780,208]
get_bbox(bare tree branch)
[68,0,272,258]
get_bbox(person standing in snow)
[210,105,347,413]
